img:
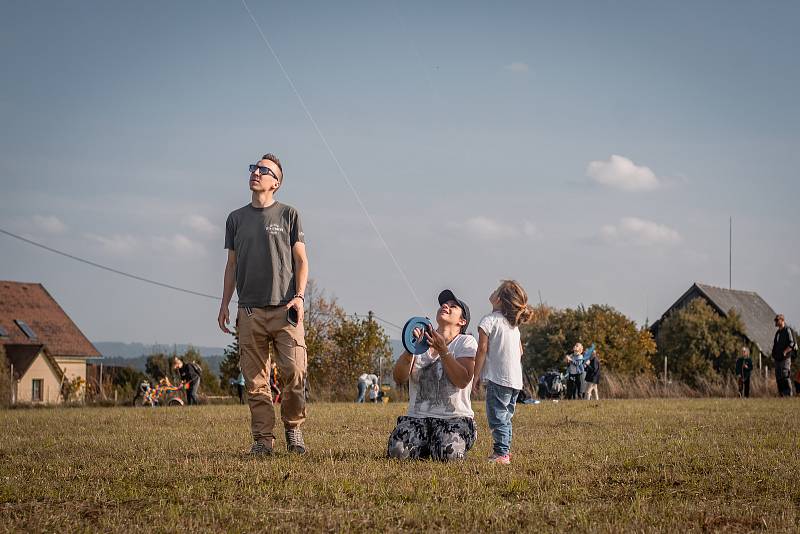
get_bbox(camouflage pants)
[387,416,476,462]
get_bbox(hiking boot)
[285,428,306,455]
[487,453,511,465]
[249,439,274,456]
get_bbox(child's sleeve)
[478,314,495,337]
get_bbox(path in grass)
[1,399,798,532]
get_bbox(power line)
[240,0,424,312]
[0,227,404,332]
[0,228,221,301]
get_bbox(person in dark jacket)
[735,346,753,398]
[771,314,796,397]
[584,350,601,400]
[173,357,202,405]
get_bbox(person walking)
[232,371,246,404]
[771,314,796,397]
[584,349,601,400]
[472,280,535,465]
[735,346,753,398]
[218,153,309,455]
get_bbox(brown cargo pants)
[238,306,307,442]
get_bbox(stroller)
[537,370,567,399]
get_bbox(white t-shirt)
[478,311,523,390]
[407,334,477,419]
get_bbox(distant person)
[584,349,601,400]
[771,314,796,397]
[565,343,587,400]
[388,290,477,462]
[218,153,309,455]
[793,367,800,396]
[234,372,246,404]
[735,347,753,398]
[369,382,380,403]
[472,280,535,465]
[172,358,201,406]
[356,373,370,403]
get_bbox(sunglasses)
[249,165,279,180]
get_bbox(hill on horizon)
[92,341,227,360]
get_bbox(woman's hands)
[425,327,449,356]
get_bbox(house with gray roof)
[650,282,780,360]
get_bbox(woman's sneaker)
[487,453,511,465]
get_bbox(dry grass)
[1,399,799,533]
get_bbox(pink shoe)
[487,453,511,465]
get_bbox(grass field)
[2,399,799,533]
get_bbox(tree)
[303,281,392,398]
[61,376,85,403]
[327,314,392,396]
[145,353,170,381]
[219,331,240,389]
[523,304,656,376]
[655,298,748,385]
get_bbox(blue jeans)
[356,381,367,403]
[485,381,519,455]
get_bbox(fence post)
[663,356,668,386]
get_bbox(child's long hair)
[495,280,535,327]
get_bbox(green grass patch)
[1,399,798,532]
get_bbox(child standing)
[473,280,534,464]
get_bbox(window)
[0,325,7,337]
[14,320,37,340]
[32,379,43,402]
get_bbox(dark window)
[14,320,37,340]
[32,379,43,402]
[0,325,7,337]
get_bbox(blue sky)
[1,1,798,347]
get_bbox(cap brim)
[438,289,458,306]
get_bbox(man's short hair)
[775,314,785,321]
[261,153,283,180]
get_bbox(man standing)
[173,357,201,406]
[735,347,753,398]
[771,314,796,397]
[218,153,309,455]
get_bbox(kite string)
[240,0,425,312]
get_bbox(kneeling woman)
[388,290,477,462]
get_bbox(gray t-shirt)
[224,202,305,307]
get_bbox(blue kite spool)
[402,316,432,355]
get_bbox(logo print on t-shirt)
[265,224,285,235]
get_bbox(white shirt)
[407,334,477,419]
[478,311,523,390]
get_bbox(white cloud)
[85,233,140,256]
[85,232,206,257]
[504,62,530,73]
[600,217,681,247]
[450,216,541,241]
[182,215,220,239]
[152,234,207,257]
[32,215,67,234]
[523,221,542,239]
[587,155,660,191]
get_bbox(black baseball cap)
[438,289,470,334]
